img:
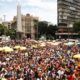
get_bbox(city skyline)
[0,0,57,24]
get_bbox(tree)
[0,24,16,39]
[73,22,80,33]
[47,25,57,35]
[46,25,58,39]
[6,29,16,39]
[0,24,8,36]
[38,21,58,39]
[38,21,48,38]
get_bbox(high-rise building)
[56,0,80,38]
[58,0,80,27]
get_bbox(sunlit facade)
[12,14,38,39]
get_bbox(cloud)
[0,0,57,24]
[22,0,57,24]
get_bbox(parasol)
[73,54,80,59]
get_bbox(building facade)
[56,0,80,38]
[2,22,11,29]
[58,0,80,27]
[11,14,38,39]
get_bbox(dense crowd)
[0,39,80,80]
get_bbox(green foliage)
[73,22,80,33]
[6,29,16,39]
[38,21,48,36]
[0,24,16,39]
[38,21,57,39]
[0,24,8,36]
[47,25,58,35]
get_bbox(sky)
[0,0,57,24]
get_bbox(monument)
[17,3,22,39]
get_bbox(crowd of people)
[0,39,80,80]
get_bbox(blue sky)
[0,0,57,24]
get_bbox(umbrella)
[14,45,21,49]
[76,42,80,46]
[64,42,74,46]
[1,78,7,80]
[53,42,61,46]
[39,42,46,47]
[4,48,13,52]
[20,46,27,51]
[76,42,80,45]
[73,54,80,59]
[0,47,3,51]
[32,45,38,48]
[3,46,13,52]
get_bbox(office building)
[58,0,80,27]
[56,0,80,38]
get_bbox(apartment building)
[56,0,80,38]
[58,0,80,27]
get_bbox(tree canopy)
[0,24,8,36]
[38,21,57,39]
[0,24,16,39]
[73,22,80,33]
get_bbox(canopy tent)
[20,46,27,51]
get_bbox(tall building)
[56,0,80,38]
[11,14,38,39]
[58,0,80,27]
